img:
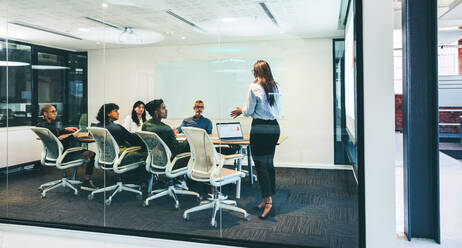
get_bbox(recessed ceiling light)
[181,36,186,40]
[78,28,90,32]
[101,2,108,8]
[222,18,236,23]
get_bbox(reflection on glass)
[0,41,32,127]
[4,0,360,247]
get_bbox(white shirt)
[122,115,143,133]
[242,83,280,120]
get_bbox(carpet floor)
[0,166,358,248]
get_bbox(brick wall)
[395,94,462,133]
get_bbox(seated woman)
[92,103,148,185]
[123,101,147,133]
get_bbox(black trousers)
[250,119,280,198]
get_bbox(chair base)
[39,178,82,198]
[88,181,142,205]
[144,185,199,209]
[183,193,250,227]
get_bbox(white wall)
[88,38,334,167]
[0,127,42,168]
[363,0,397,247]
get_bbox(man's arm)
[206,119,213,134]
[176,119,187,134]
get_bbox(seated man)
[143,99,189,190]
[143,99,189,157]
[176,100,212,134]
[36,104,97,190]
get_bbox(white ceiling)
[0,0,344,51]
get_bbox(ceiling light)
[84,17,121,30]
[222,18,236,23]
[72,26,164,45]
[0,61,30,66]
[8,21,82,40]
[259,2,279,26]
[119,27,141,43]
[32,65,70,70]
[166,10,205,32]
[78,28,90,32]
[101,2,108,8]
[181,36,186,40]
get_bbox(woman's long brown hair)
[253,60,278,106]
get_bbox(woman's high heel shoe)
[258,203,275,219]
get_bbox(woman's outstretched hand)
[230,107,242,118]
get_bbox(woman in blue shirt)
[231,60,281,219]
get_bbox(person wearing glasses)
[36,104,97,190]
[230,60,281,220]
[175,100,212,134]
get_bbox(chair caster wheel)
[88,194,94,200]
[142,202,148,207]
[174,202,180,210]
[74,191,79,196]
[244,214,251,221]
[184,214,189,221]
[211,220,217,228]
[136,194,142,200]
[105,199,112,206]
[41,194,46,199]
[38,188,43,192]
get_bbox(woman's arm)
[231,85,256,118]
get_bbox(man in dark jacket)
[37,104,97,190]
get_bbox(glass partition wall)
[1,1,361,247]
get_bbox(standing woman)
[231,60,280,219]
[123,101,147,132]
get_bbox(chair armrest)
[167,152,191,178]
[121,146,142,153]
[65,147,85,152]
[114,146,144,174]
[223,154,245,161]
[174,152,191,160]
[56,147,86,169]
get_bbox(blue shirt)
[242,83,280,120]
[177,115,213,134]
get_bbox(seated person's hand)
[173,128,179,134]
[65,127,78,133]
[73,132,89,138]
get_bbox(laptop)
[216,122,248,141]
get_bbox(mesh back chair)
[87,127,144,205]
[182,127,250,227]
[136,131,200,209]
[32,127,86,198]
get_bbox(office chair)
[32,127,86,198]
[136,131,199,209]
[181,127,250,227]
[87,127,144,205]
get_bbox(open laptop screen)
[216,122,243,140]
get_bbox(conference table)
[54,132,288,185]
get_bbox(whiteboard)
[157,58,284,119]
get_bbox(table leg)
[247,145,254,185]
